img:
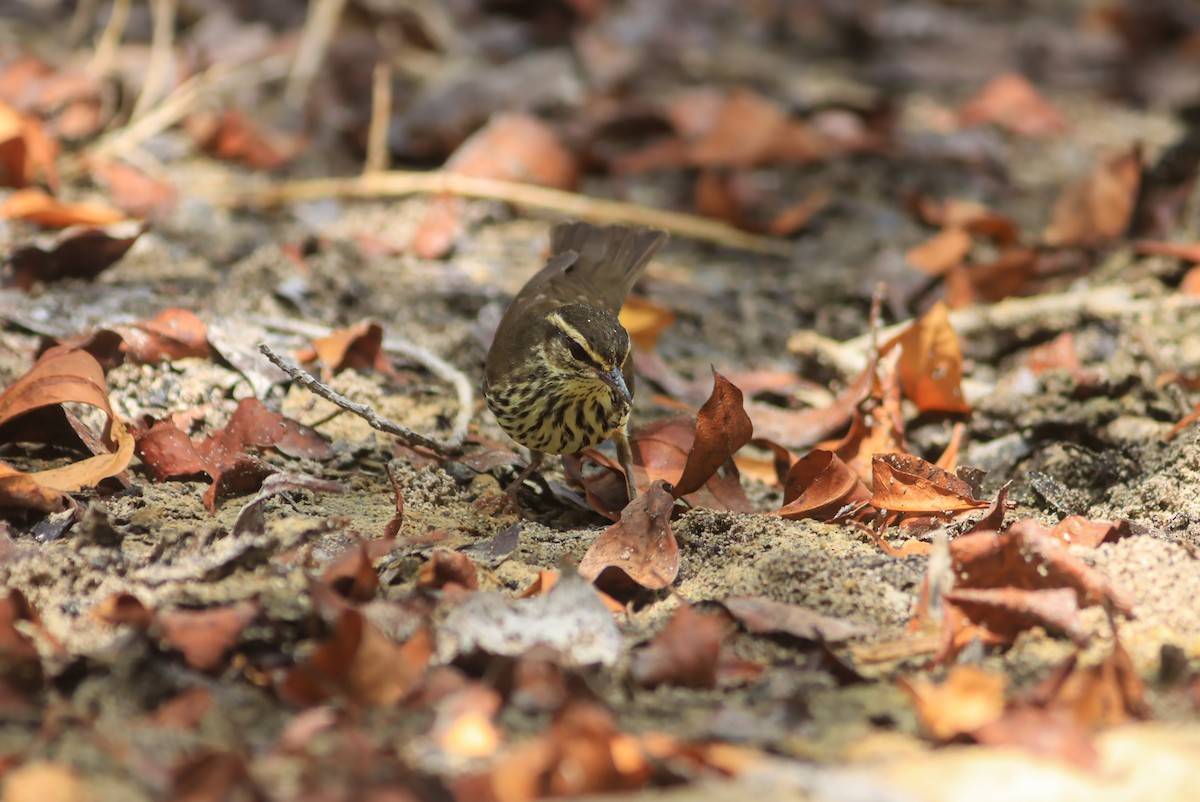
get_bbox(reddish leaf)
[6,221,145,291]
[0,99,58,189]
[0,347,134,511]
[901,664,1007,742]
[320,537,397,602]
[412,114,578,258]
[156,601,259,672]
[417,550,480,592]
[0,187,126,228]
[188,109,304,170]
[93,592,155,630]
[944,586,1089,646]
[116,307,211,365]
[672,369,753,498]
[906,226,973,276]
[959,73,1069,137]
[630,605,727,689]
[883,302,970,414]
[772,449,871,520]
[134,398,333,512]
[578,480,678,591]
[944,246,1042,308]
[91,160,178,221]
[283,603,432,708]
[721,595,873,643]
[869,453,987,513]
[618,296,676,353]
[306,321,389,378]
[1043,145,1142,247]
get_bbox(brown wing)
[503,222,668,323]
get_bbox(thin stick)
[260,344,464,454]
[88,0,131,79]
[67,0,99,48]
[254,315,474,450]
[792,284,1200,376]
[130,0,178,122]
[363,62,393,175]
[286,0,349,107]
[208,171,793,255]
[88,55,291,163]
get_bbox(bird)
[483,220,668,505]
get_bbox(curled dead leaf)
[578,481,679,592]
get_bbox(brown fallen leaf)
[1043,145,1142,247]
[5,220,145,291]
[672,369,754,498]
[90,159,178,221]
[282,597,432,708]
[134,397,333,512]
[156,601,260,672]
[578,480,679,592]
[113,307,211,365]
[1009,516,1136,549]
[958,73,1069,137]
[869,453,987,513]
[319,537,397,602]
[417,550,480,592]
[301,321,390,379]
[0,347,134,513]
[188,109,304,171]
[412,114,578,258]
[943,245,1042,308]
[900,664,1008,742]
[770,449,871,520]
[619,296,676,353]
[0,99,58,189]
[721,595,873,643]
[1030,633,1148,728]
[630,604,728,689]
[0,187,126,228]
[882,302,971,415]
[0,589,43,699]
[1,762,89,802]
[489,702,650,801]
[906,226,973,276]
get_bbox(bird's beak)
[598,366,632,404]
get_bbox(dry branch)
[207,171,793,255]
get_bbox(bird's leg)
[503,449,546,503]
[613,424,637,501]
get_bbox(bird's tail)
[550,221,668,301]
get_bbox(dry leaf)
[578,481,678,592]
[771,449,871,520]
[619,296,676,352]
[156,601,259,672]
[906,226,973,276]
[901,664,1008,741]
[883,302,971,414]
[630,605,727,689]
[1044,145,1142,247]
[870,453,987,513]
[959,73,1069,137]
[0,187,125,228]
[0,347,133,512]
[5,220,145,290]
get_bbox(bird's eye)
[565,338,589,362]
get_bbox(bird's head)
[542,303,633,406]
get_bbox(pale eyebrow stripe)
[547,311,608,366]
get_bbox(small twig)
[204,171,794,256]
[87,55,291,164]
[87,0,131,80]
[130,0,178,122]
[252,316,473,449]
[285,0,349,107]
[67,0,99,48]
[260,344,463,454]
[792,284,1200,377]
[363,62,393,175]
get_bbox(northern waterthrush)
[484,221,668,503]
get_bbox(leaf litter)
[3,3,1200,801]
